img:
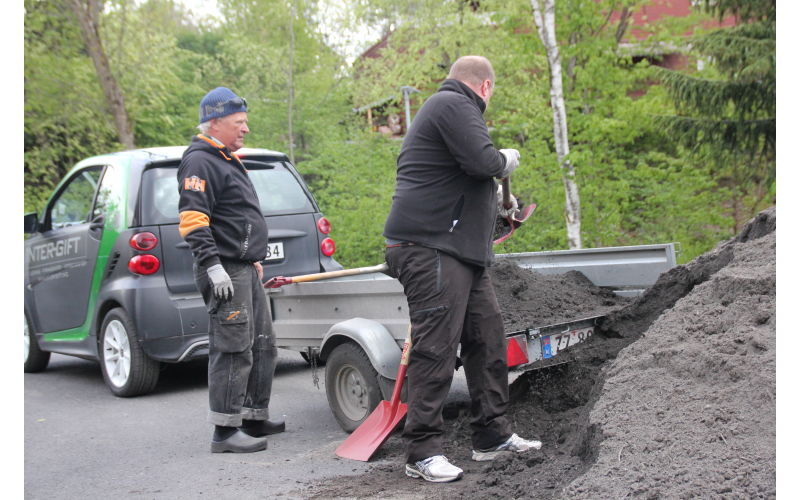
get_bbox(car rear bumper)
[141,333,209,363]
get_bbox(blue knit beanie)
[198,87,247,124]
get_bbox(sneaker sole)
[472,442,543,462]
[405,466,463,483]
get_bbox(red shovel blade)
[334,400,408,461]
[512,203,537,224]
[336,328,412,461]
[493,217,516,245]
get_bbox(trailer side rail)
[498,243,678,297]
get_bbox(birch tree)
[531,0,581,249]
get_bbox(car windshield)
[140,160,314,225]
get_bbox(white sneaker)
[405,455,464,483]
[471,433,542,461]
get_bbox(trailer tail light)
[320,237,336,257]
[130,232,158,251]
[506,334,529,368]
[316,217,331,235]
[128,254,160,275]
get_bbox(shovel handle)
[264,263,389,288]
[389,325,413,405]
[502,177,513,210]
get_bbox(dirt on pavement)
[301,207,776,500]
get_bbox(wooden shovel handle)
[389,325,413,404]
[265,263,389,287]
[502,177,513,210]
[289,263,389,284]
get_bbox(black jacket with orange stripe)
[177,134,269,267]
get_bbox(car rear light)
[128,254,160,275]
[130,232,158,251]
[320,237,336,257]
[316,217,331,235]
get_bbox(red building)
[615,0,736,70]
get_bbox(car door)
[25,166,105,333]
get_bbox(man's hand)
[207,264,234,301]
[254,261,263,281]
[499,149,520,178]
[496,184,519,218]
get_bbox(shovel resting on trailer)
[264,263,389,288]
[493,176,537,245]
[335,325,412,461]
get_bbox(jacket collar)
[192,134,241,164]
[438,79,486,114]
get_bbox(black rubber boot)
[211,429,267,453]
[241,417,286,437]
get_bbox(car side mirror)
[24,212,39,234]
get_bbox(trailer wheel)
[325,342,383,432]
[24,313,50,373]
[99,308,160,397]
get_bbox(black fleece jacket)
[383,79,507,267]
[177,134,269,267]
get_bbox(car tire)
[325,342,383,432]
[99,308,160,397]
[24,314,50,373]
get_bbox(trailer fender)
[319,317,402,381]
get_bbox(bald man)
[383,56,542,483]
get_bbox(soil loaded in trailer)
[267,243,677,433]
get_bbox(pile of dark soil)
[303,207,776,499]
[489,259,628,331]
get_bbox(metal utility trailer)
[269,243,677,432]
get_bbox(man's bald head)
[447,56,495,88]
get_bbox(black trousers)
[385,245,512,463]
[194,259,278,427]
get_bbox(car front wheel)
[99,308,160,397]
[24,314,50,373]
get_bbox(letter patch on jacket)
[184,176,206,192]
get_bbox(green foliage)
[300,126,401,267]
[214,0,351,157]
[24,0,120,214]
[102,1,202,146]
[24,0,773,268]
[474,0,733,263]
[656,0,775,230]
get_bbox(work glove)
[497,184,519,218]
[498,149,520,178]
[207,264,234,301]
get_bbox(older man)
[383,56,542,483]
[178,87,285,453]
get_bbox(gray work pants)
[385,245,512,463]
[194,259,277,427]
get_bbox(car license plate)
[541,326,593,359]
[264,242,284,261]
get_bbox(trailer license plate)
[541,327,593,359]
[264,242,284,261]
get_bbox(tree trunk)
[287,0,296,164]
[531,0,582,249]
[67,0,135,150]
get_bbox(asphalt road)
[24,350,383,499]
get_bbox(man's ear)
[481,80,492,97]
